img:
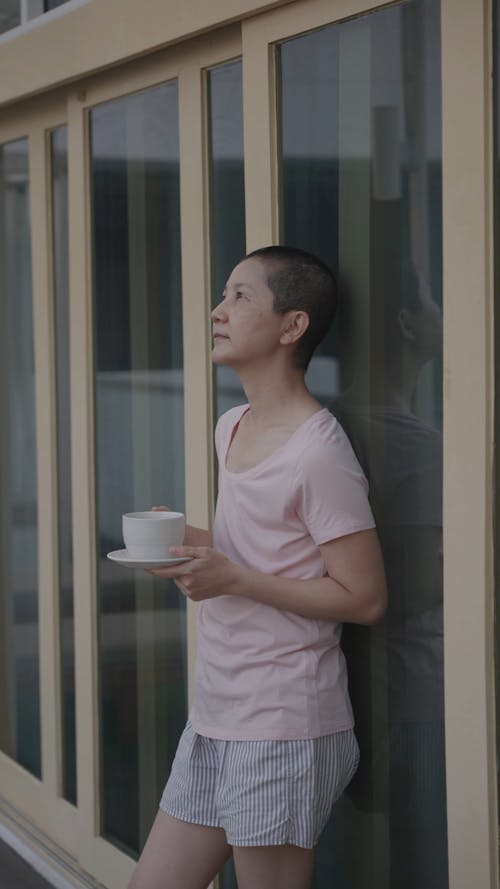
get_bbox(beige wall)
[0,0,294,107]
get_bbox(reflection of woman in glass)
[128,246,387,889]
[334,268,447,889]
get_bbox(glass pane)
[44,0,70,9]
[278,3,445,889]
[90,83,187,855]
[50,126,77,805]
[0,138,41,777]
[207,60,246,418]
[0,1,20,34]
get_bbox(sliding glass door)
[89,82,187,855]
[278,5,445,886]
[0,138,40,780]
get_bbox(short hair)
[245,245,337,370]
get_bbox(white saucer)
[107,549,192,569]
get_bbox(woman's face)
[211,258,289,369]
[409,287,443,363]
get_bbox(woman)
[128,246,387,889]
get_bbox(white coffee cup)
[122,511,185,559]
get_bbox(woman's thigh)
[127,810,232,889]
[233,843,315,889]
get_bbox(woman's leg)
[128,810,232,889]
[233,844,315,889]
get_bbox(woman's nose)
[211,300,227,321]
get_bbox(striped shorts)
[159,721,359,848]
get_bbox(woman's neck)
[237,367,320,428]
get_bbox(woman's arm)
[234,528,386,625]
[152,528,387,627]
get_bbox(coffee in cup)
[122,511,185,560]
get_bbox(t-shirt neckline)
[223,405,329,478]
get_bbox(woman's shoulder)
[297,408,367,476]
[301,407,347,450]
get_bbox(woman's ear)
[398,308,417,342]
[280,311,310,346]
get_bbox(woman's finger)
[148,563,192,578]
[169,546,207,559]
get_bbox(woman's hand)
[150,506,212,547]
[149,546,242,601]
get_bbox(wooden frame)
[441,1,498,887]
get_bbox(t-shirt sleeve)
[294,427,375,545]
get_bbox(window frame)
[0,0,90,45]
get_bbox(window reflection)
[0,138,40,778]
[50,126,77,805]
[44,0,71,10]
[207,59,246,419]
[279,2,446,887]
[0,0,73,35]
[90,83,187,855]
[0,1,20,34]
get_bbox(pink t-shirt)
[189,404,375,741]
